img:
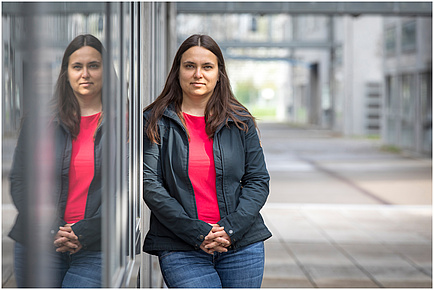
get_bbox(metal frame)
[176,2,432,16]
[1,2,176,287]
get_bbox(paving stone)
[339,243,412,266]
[264,263,311,283]
[387,244,432,268]
[381,280,432,288]
[361,264,432,287]
[314,278,379,288]
[286,243,354,266]
[303,264,380,287]
[262,276,314,288]
[265,240,298,265]
[263,208,330,243]
[264,241,314,287]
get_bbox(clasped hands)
[53,223,82,254]
[200,224,232,255]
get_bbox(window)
[420,73,432,154]
[385,26,396,55]
[401,20,417,52]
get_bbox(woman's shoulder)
[143,108,152,120]
[143,106,179,126]
[227,109,255,127]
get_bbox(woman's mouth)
[191,82,205,87]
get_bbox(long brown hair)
[144,34,255,144]
[54,34,104,139]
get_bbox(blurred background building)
[176,2,432,156]
[2,1,432,288]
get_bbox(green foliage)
[235,80,257,105]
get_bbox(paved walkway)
[2,122,432,287]
[261,204,431,287]
[258,122,431,288]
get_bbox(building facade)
[383,16,432,156]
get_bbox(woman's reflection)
[9,34,104,288]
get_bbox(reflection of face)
[179,46,219,102]
[67,46,103,101]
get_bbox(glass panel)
[387,118,398,144]
[385,26,396,55]
[400,74,416,148]
[2,2,106,287]
[401,120,415,148]
[389,76,399,113]
[401,20,416,52]
[102,2,130,286]
[401,74,416,118]
[420,73,432,153]
[385,76,398,145]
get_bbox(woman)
[143,34,272,288]
[9,34,104,287]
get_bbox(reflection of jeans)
[158,241,265,288]
[14,242,102,288]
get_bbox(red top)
[183,112,221,224]
[64,112,100,224]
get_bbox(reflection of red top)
[64,113,100,224]
[183,112,220,224]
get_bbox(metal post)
[102,3,111,287]
[21,3,56,287]
[328,15,336,130]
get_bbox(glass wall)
[2,3,108,287]
[2,2,175,287]
[383,16,432,155]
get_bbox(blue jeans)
[158,241,265,288]
[14,242,102,288]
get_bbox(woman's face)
[179,46,219,103]
[67,46,103,101]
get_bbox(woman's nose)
[194,68,202,78]
[82,67,90,78]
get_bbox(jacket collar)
[162,103,180,121]
[53,113,104,135]
[161,103,251,135]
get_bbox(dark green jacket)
[142,106,272,255]
[9,118,103,251]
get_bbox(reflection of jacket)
[8,118,103,251]
[142,106,272,255]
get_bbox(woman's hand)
[54,224,83,254]
[200,224,232,254]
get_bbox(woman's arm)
[143,128,213,248]
[70,205,101,249]
[9,120,30,214]
[217,119,270,245]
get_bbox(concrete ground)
[258,122,431,288]
[2,122,432,288]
